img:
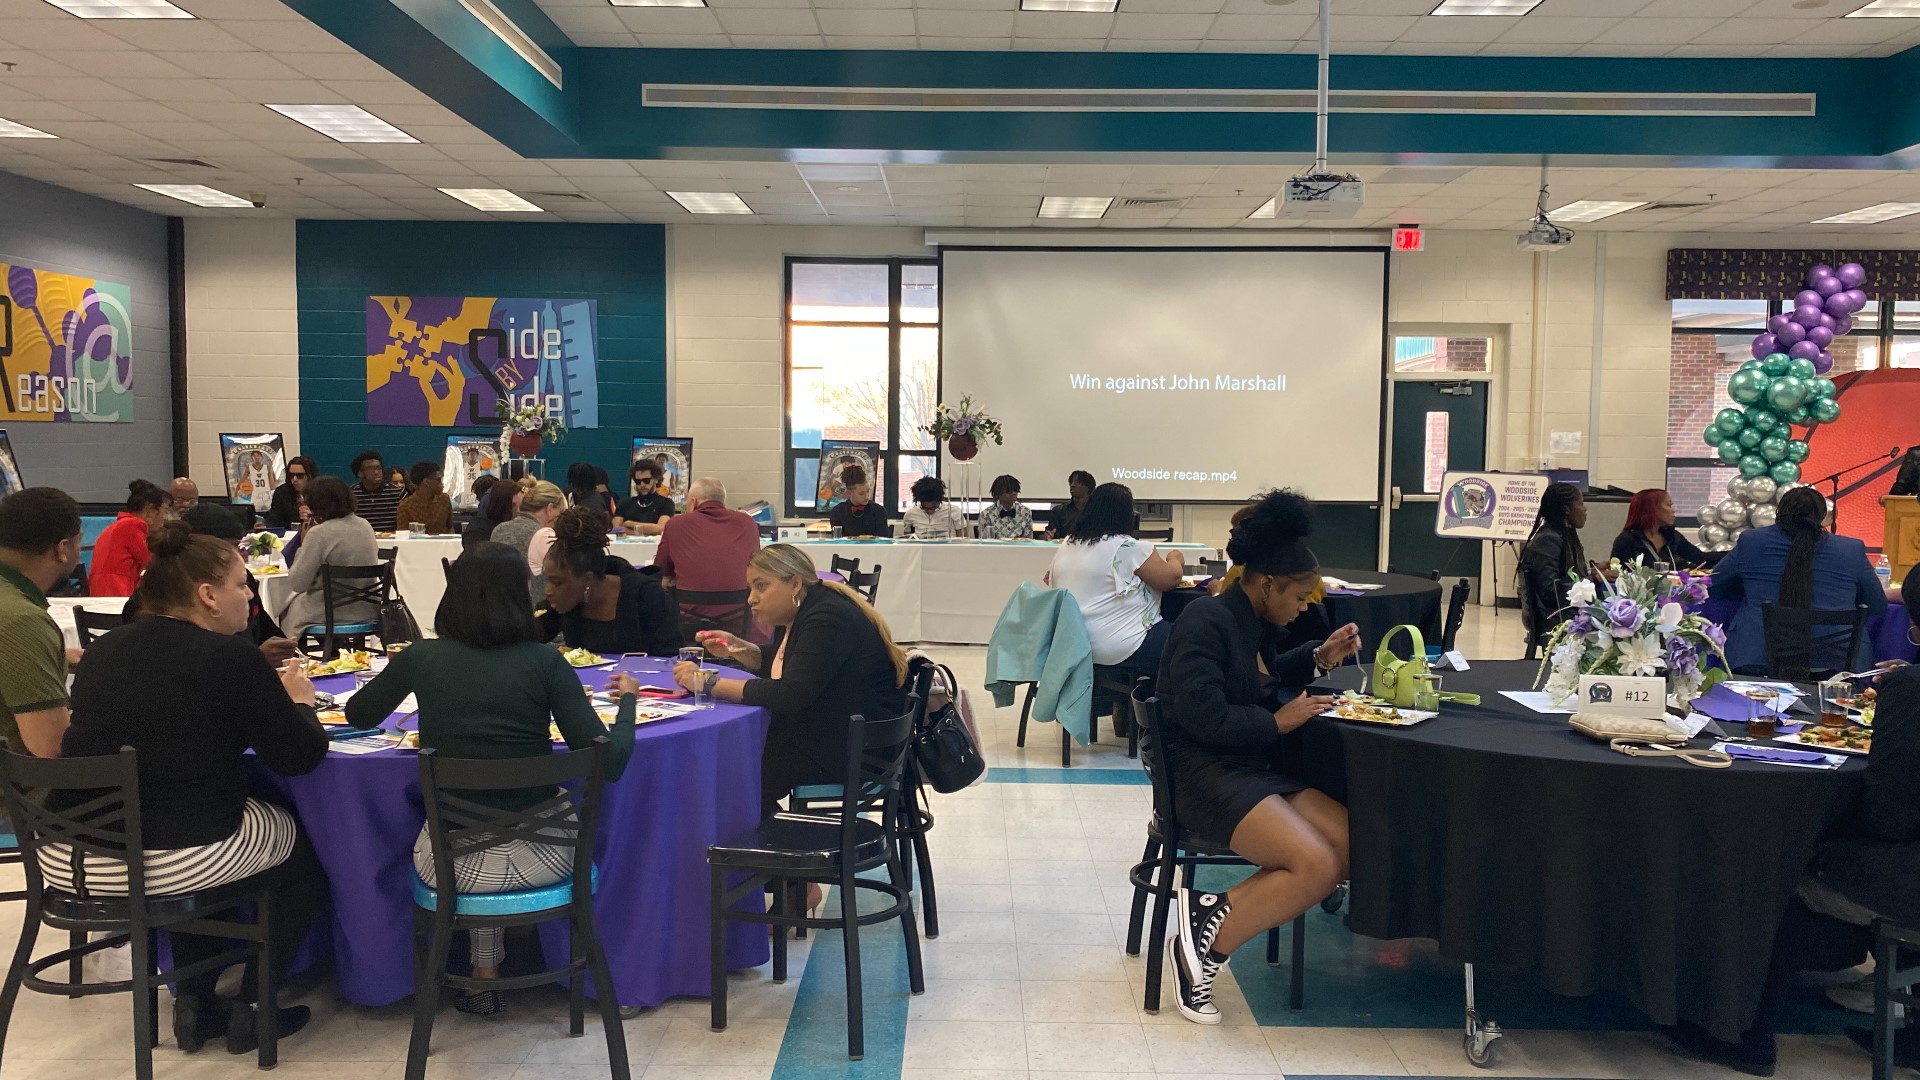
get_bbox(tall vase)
[508,432,543,458]
[947,433,979,461]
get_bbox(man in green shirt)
[0,488,84,758]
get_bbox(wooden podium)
[1884,495,1920,581]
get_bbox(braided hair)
[548,506,611,581]
[1526,482,1586,577]
[1775,487,1827,609]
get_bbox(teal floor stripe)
[987,766,1149,785]
[768,885,913,1080]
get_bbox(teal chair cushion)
[300,623,377,636]
[0,834,16,850]
[410,865,599,916]
[792,784,843,801]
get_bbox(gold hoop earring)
[793,589,803,609]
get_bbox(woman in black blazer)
[671,542,909,817]
[1154,489,1361,1026]
[1609,487,1720,570]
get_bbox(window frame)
[781,255,940,518]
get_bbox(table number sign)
[1577,674,1666,720]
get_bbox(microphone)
[1894,447,1905,460]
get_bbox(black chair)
[1440,578,1471,654]
[73,606,131,649]
[791,661,941,938]
[1872,918,1920,1080]
[673,588,753,641]
[377,546,398,562]
[407,741,628,1080]
[295,562,396,659]
[1013,666,1137,765]
[48,558,88,599]
[1389,566,1442,582]
[707,696,926,1060]
[829,554,861,578]
[846,565,883,606]
[1136,528,1174,542]
[440,557,453,580]
[1760,602,1868,682]
[1124,682,1303,1015]
[0,747,290,1080]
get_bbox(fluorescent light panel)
[1550,200,1647,222]
[666,191,754,214]
[267,104,416,144]
[440,187,545,212]
[609,0,707,6]
[38,0,192,17]
[1248,198,1277,220]
[0,118,57,139]
[1019,0,1119,11]
[1811,202,1920,224]
[454,0,563,88]
[135,184,253,207]
[1846,0,1920,16]
[1429,0,1542,13]
[1038,196,1112,219]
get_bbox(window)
[1393,336,1489,373]
[784,258,940,514]
[1423,412,1450,494]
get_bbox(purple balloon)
[1777,319,1808,346]
[1819,311,1837,331]
[1813,274,1844,298]
[1836,314,1853,336]
[1788,340,1822,362]
[1794,303,1826,327]
[1813,352,1834,376]
[1751,333,1779,358]
[1844,288,1868,312]
[1768,313,1794,337]
[1826,292,1854,318]
[1808,263,1835,284]
[1796,289,1824,309]
[1807,326,1834,349]
[1838,262,1866,289]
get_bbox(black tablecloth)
[1160,569,1442,653]
[1291,660,1865,1042]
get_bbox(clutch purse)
[1569,712,1685,744]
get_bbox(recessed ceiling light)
[1019,0,1120,11]
[609,0,706,7]
[1429,0,1542,13]
[1248,198,1277,220]
[266,104,417,144]
[1845,0,1920,15]
[1550,200,1647,222]
[135,184,254,208]
[667,191,754,214]
[39,0,191,17]
[440,188,545,212]
[0,118,58,139]
[1038,196,1112,219]
[1811,202,1920,224]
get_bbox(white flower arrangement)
[495,398,565,443]
[1534,559,1730,706]
[244,531,283,558]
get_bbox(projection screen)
[938,247,1388,503]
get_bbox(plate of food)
[560,647,615,669]
[316,709,350,726]
[1319,692,1438,727]
[305,651,372,677]
[1777,726,1871,755]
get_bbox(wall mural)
[365,295,599,429]
[0,263,135,424]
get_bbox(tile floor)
[0,608,1884,1079]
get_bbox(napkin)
[1694,682,1792,723]
[1714,742,1843,770]
[1324,588,1365,597]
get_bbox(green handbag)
[1373,624,1429,708]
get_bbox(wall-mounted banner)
[631,437,693,512]
[0,430,21,497]
[1,263,135,423]
[366,296,599,429]
[1433,470,1550,542]
[444,435,502,512]
[219,433,286,511]
[817,440,880,511]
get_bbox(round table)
[1291,660,1864,1043]
[251,655,771,1008]
[1161,569,1444,650]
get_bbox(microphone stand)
[1803,447,1901,536]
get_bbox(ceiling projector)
[1516,219,1574,252]
[1280,174,1365,220]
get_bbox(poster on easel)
[0,430,22,498]
[444,436,503,512]
[630,437,693,512]
[219,433,286,512]
[817,440,880,511]
[1434,470,1549,541]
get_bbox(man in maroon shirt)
[654,477,760,633]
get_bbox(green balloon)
[1703,425,1725,446]
[1785,439,1810,463]
[1739,454,1769,479]
[1810,396,1842,424]
[1787,357,1817,380]
[1761,354,1792,377]
[1770,461,1801,486]
[1809,376,1836,399]
[1760,435,1789,462]
[1790,404,1813,424]
[1728,369,1768,405]
[1767,376,1809,412]
[1746,407,1779,433]
[1719,442,1744,465]
[1737,426,1765,449]
[1741,359,1763,373]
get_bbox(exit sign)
[1393,226,1425,252]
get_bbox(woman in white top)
[1047,482,1186,675]
[901,475,972,538]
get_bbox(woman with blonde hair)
[490,480,566,604]
[672,543,908,817]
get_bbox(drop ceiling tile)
[816,7,914,33]
[20,78,140,102]
[1530,0,1650,13]
[1013,11,1116,37]
[1479,42,1582,55]
[276,52,403,81]
[546,6,627,32]
[314,80,431,105]
[1204,13,1315,40]
[1105,37,1202,50]
[568,33,637,46]
[726,33,827,45]
[0,22,138,51]
[109,78,244,101]
[74,99,195,124]
[1012,36,1105,48]
[713,7,820,33]
[1330,14,1421,41]
[615,7,725,32]
[1191,38,1299,51]
[215,20,353,52]
[1394,15,1511,43]
[30,51,197,79]
[1493,16,1620,44]
[1690,18,1803,45]
[100,23,256,52]
[822,33,917,46]
[915,9,1014,34]
[215,78,342,101]
[921,36,1011,47]
[547,159,640,177]
[1587,16,1718,44]
[633,34,731,46]
[1110,12,1215,37]
[707,0,814,8]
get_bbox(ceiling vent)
[1114,197,1187,210]
[528,191,593,200]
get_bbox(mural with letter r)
[365,295,599,428]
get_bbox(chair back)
[73,606,130,649]
[847,565,883,605]
[1136,528,1174,542]
[319,562,396,627]
[377,546,398,562]
[1441,578,1471,653]
[673,588,753,639]
[1760,602,1868,682]
[835,694,921,857]
[441,557,453,580]
[1389,566,1442,582]
[829,554,861,577]
[1130,680,1182,838]
[416,740,608,909]
[0,746,146,904]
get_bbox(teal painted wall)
[295,220,666,488]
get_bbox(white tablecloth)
[48,596,131,650]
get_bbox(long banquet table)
[251,654,771,1008]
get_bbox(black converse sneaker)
[1172,938,1225,1025]
[1175,887,1230,979]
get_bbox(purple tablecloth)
[250,655,771,1008]
[1698,596,1916,666]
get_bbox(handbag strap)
[1607,739,1734,769]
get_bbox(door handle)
[1390,485,1403,510]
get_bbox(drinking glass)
[408,521,426,536]
[1412,674,1443,712]
[1817,681,1851,728]
[1743,686,1779,739]
[679,645,708,708]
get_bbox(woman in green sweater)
[346,541,638,1016]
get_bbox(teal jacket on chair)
[985,582,1093,745]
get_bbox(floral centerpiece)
[496,398,565,458]
[925,395,1003,462]
[1535,559,1728,707]
[243,531,282,569]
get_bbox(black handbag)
[377,597,420,645]
[912,662,985,793]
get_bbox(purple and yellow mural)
[365,295,599,428]
[1,263,136,424]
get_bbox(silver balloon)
[1697,504,1719,526]
[1749,503,1778,528]
[1701,522,1729,544]
[1728,524,1748,542]
[1726,476,1750,501]
[1709,540,1735,553]
[1716,498,1749,528]
[1745,477,1779,504]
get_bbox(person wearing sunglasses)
[263,456,318,530]
[613,458,676,537]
